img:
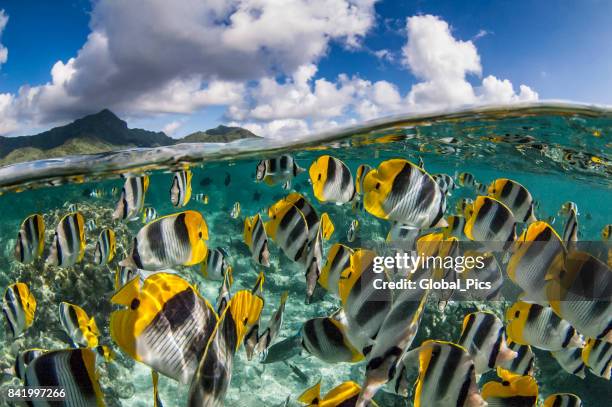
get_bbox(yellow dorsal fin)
[298,380,321,405]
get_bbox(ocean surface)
[0,103,610,406]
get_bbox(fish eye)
[375,182,380,190]
[502,381,510,386]
[317,173,322,181]
[198,231,202,238]
[130,299,140,310]
[514,310,520,318]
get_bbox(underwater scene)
[0,104,610,406]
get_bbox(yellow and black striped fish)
[464,196,516,246]
[543,393,583,407]
[309,155,356,204]
[456,198,474,215]
[13,348,46,382]
[251,291,288,360]
[265,201,310,263]
[413,340,485,407]
[507,221,565,300]
[272,192,334,243]
[355,164,373,195]
[299,381,379,407]
[488,178,537,223]
[59,302,100,348]
[319,243,354,296]
[561,206,579,244]
[442,215,467,240]
[457,251,503,301]
[582,338,611,380]
[363,159,447,228]
[14,214,45,264]
[121,210,208,270]
[347,219,359,242]
[187,290,264,406]
[244,214,270,267]
[500,339,535,377]
[142,206,158,223]
[94,228,116,265]
[255,154,305,188]
[551,347,586,379]
[301,314,363,364]
[602,224,612,240]
[2,282,36,338]
[113,175,149,221]
[170,169,192,207]
[25,348,105,406]
[433,173,456,196]
[202,247,232,282]
[457,172,477,188]
[546,250,612,342]
[505,302,584,351]
[481,368,538,407]
[458,311,517,374]
[110,273,218,383]
[47,212,86,267]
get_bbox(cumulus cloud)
[402,15,537,110]
[0,0,377,133]
[0,10,7,67]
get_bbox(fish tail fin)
[228,290,265,347]
[320,213,334,240]
[298,380,321,405]
[119,256,136,270]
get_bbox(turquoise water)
[0,104,610,406]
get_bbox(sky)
[0,0,611,138]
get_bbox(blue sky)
[0,0,611,138]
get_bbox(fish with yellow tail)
[24,349,105,406]
[59,302,100,348]
[464,196,517,247]
[301,312,364,364]
[113,175,149,221]
[433,173,456,196]
[561,206,579,244]
[299,380,380,407]
[256,154,305,189]
[543,393,583,407]
[362,159,447,228]
[551,347,586,379]
[170,169,192,207]
[244,213,270,267]
[458,311,518,375]
[545,250,612,342]
[120,210,208,270]
[481,367,538,406]
[413,340,486,407]
[309,155,356,204]
[187,290,264,406]
[487,178,537,223]
[319,243,354,296]
[94,228,116,265]
[356,286,428,406]
[582,338,612,380]
[14,214,45,264]
[507,221,565,300]
[46,211,86,267]
[602,224,612,240]
[110,273,218,383]
[2,282,36,338]
[505,301,584,351]
[499,339,535,376]
[338,249,393,352]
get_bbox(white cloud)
[162,120,182,136]
[0,10,8,67]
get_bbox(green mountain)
[179,125,260,143]
[0,109,259,166]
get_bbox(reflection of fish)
[413,340,485,407]
[24,349,105,406]
[458,311,517,374]
[505,302,584,351]
[244,214,270,267]
[113,175,149,221]
[121,210,209,270]
[363,159,447,228]
[543,394,582,407]
[2,283,36,338]
[582,338,612,379]
[59,302,100,348]
[488,178,537,223]
[14,214,45,264]
[47,212,86,267]
[551,347,586,379]
[309,155,355,204]
[94,228,116,265]
[255,154,305,187]
[110,273,217,383]
[481,368,538,407]
[170,169,193,207]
